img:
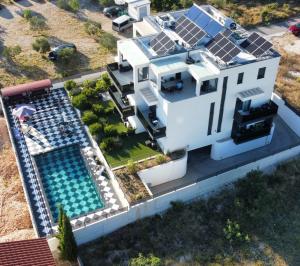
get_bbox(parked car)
[112,15,133,32]
[103,6,124,18]
[48,43,76,61]
[289,23,300,36]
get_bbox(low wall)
[138,153,187,187]
[211,124,274,160]
[74,143,300,245]
[272,93,300,136]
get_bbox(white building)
[107,3,280,161]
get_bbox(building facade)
[107,3,280,160]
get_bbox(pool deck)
[150,116,300,196]
[3,88,122,236]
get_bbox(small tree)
[104,124,118,137]
[56,205,78,262]
[82,110,98,125]
[71,94,90,110]
[32,37,50,53]
[89,122,102,136]
[127,160,138,175]
[64,80,77,91]
[58,47,75,64]
[95,78,110,93]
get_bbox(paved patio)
[150,116,300,196]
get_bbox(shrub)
[92,103,105,116]
[32,37,50,53]
[100,137,122,152]
[71,94,90,110]
[69,87,81,96]
[130,253,161,266]
[95,77,110,93]
[58,47,75,64]
[99,0,114,7]
[64,80,77,91]
[101,72,111,85]
[82,111,98,125]
[89,122,102,136]
[69,0,80,12]
[223,219,250,245]
[99,33,117,51]
[23,9,33,20]
[29,16,47,31]
[127,160,138,175]
[82,79,97,89]
[104,124,118,137]
[57,0,69,10]
[156,154,167,165]
[84,20,102,36]
[82,87,98,99]
[2,45,21,59]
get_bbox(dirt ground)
[0,0,129,87]
[0,118,35,243]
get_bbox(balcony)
[108,86,135,120]
[232,123,272,144]
[234,100,278,125]
[107,62,134,96]
[136,108,166,139]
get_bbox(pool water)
[35,145,104,222]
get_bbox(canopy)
[1,79,52,98]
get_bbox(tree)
[56,205,78,262]
[71,94,90,110]
[95,78,109,93]
[32,37,50,53]
[82,110,98,125]
[64,80,77,91]
[130,253,161,266]
[58,47,76,64]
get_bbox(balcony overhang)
[237,87,264,102]
[139,87,158,106]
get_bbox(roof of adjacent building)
[1,79,52,97]
[0,238,56,266]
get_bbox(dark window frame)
[217,77,228,132]
[207,102,215,135]
[257,67,266,79]
[237,72,244,84]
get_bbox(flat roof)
[119,39,149,66]
[134,21,158,36]
[0,238,55,266]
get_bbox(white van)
[112,15,133,32]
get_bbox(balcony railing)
[136,108,166,139]
[107,62,134,96]
[232,123,272,144]
[108,86,135,119]
[234,100,278,124]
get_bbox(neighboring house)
[0,238,55,266]
[107,3,280,160]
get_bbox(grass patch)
[79,158,300,265]
[104,133,160,168]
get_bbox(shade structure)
[13,104,36,121]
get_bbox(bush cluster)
[82,111,98,125]
[99,32,117,51]
[32,37,50,53]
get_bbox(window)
[257,67,266,79]
[138,67,149,82]
[207,102,215,135]
[217,77,228,132]
[242,100,251,112]
[201,78,218,94]
[237,72,244,84]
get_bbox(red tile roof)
[1,79,52,97]
[0,238,56,266]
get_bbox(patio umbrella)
[13,104,36,121]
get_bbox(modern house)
[107,3,280,161]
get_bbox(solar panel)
[185,5,223,37]
[175,16,206,47]
[150,32,176,56]
[205,32,241,63]
[240,32,272,57]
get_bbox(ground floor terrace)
[2,87,123,237]
[150,116,300,196]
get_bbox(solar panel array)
[240,32,272,57]
[185,5,223,37]
[175,16,207,47]
[150,31,176,56]
[206,32,241,63]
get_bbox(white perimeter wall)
[73,142,300,245]
[138,153,187,186]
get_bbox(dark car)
[289,23,300,36]
[103,6,124,18]
[48,43,76,61]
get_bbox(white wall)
[272,93,300,137]
[211,124,274,160]
[73,143,300,245]
[138,153,187,186]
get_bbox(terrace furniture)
[119,64,132,72]
[161,79,183,92]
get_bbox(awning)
[1,79,52,98]
[139,87,158,106]
[237,87,264,101]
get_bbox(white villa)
[107,3,280,164]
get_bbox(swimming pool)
[34,144,104,222]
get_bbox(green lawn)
[104,133,160,168]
